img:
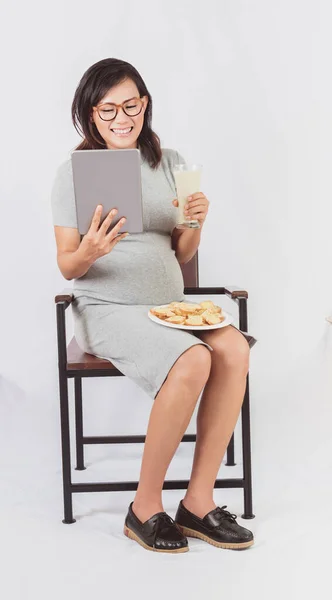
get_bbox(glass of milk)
[173,163,202,229]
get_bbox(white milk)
[174,168,201,226]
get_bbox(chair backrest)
[180,252,199,287]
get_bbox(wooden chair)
[55,252,255,524]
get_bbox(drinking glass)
[173,163,202,229]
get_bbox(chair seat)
[67,336,122,372]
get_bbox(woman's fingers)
[112,231,130,246]
[89,204,103,233]
[99,207,119,235]
[108,229,129,251]
[186,212,205,221]
[105,216,127,240]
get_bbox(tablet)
[71,148,144,235]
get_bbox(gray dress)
[51,148,253,400]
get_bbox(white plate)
[148,304,234,331]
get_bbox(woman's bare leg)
[132,345,211,523]
[182,327,250,518]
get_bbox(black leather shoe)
[124,502,189,553]
[175,500,254,550]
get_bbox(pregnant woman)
[51,58,255,553]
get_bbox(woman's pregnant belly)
[73,232,186,305]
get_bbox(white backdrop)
[1,0,332,598]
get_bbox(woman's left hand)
[172,192,210,226]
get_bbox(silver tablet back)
[71,148,144,235]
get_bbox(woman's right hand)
[79,204,128,263]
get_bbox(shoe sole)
[177,525,254,550]
[123,525,189,553]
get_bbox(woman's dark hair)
[71,58,162,169]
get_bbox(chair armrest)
[184,285,248,300]
[55,289,74,367]
[56,286,247,304]
[223,285,248,300]
[55,286,247,306]
[55,288,74,305]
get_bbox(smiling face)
[91,78,148,150]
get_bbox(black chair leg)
[59,371,76,524]
[241,374,255,519]
[225,433,236,466]
[74,377,86,471]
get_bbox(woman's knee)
[171,344,211,386]
[217,333,250,373]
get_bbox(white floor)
[1,369,331,600]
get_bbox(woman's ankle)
[182,490,216,518]
[132,494,164,523]
[132,500,164,523]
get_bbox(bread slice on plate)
[202,311,224,325]
[175,303,203,316]
[150,307,176,318]
[165,315,186,324]
[185,315,205,326]
[200,301,222,314]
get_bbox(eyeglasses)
[92,96,144,121]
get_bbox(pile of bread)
[150,300,225,326]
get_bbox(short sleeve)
[50,159,78,228]
[161,148,187,170]
[174,150,186,166]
